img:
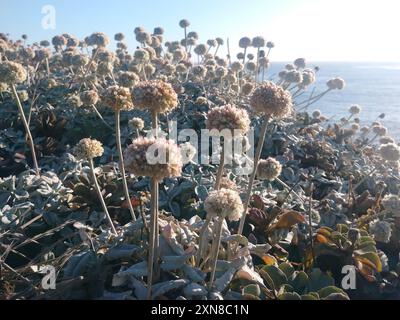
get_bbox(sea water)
[268,62,400,139]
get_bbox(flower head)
[204,188,244,222]
[256,157,282,181]
[250,81,293,118]
[86,32,110,47]
[379,143,400,162]
[382,194,400,217]
[206,104,250,133]
[74,138,104,160]
[104,85,134,111]
[327,77,345,90]
[124,137,182,181]
[129,117,145,131]
[131,80,178,114]
[0,61,27,84]
[369,220,392,243]
[349,105,362,115]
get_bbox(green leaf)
[279,262,295,279]
[318,286,347,299]
[308,269,335,292]
[260,265,288,291]
[290,271,309,294]
[336,224,349,234]
[354,252,382,272]
[242,284,261,297]
[301,294,319,300]
[278,292,301,300]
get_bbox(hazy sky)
[1,0,399,62]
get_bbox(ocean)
[268,62,400,139]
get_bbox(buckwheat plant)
[74,138,117,235]
[0,61,40,175]
[104,85,136,221]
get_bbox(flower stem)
[115,110,136,221]
[214,147,225,190]
[11,84,40,176]
[147,111,160,300]
[238,116,269,235]
[208,217,224,291]
[88,158,117,235]
[92,104,113,130]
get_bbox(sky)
[0,0,399,62]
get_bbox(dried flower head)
[379,143,400,162]
[285,70,303,83]
[380,136,395,144]
[179,19,190,28]
[118,71,139,88]
[369,220,392,243]
[129,117,145,131]
[241,82,254,96]
[80,90,99,106]
[104,85,134,111]
[195,96,208,105]
[231,61,244,72]
[382,194,400,217]
[294,58,306,69]
[349,105,362,115]
[239,37,252,48]
[114,33,125,41]
[219,177,237,191]
[250,81,293,118]
[87,32,110,47]
[194,44,207,56]
[74,138,104,160]
[312,110,321,119]
[204,188,244,222]
[256,157,282,181]
[131,80,178,114]
[206,104,250,133]
[0,61,27,84]
[124,137,183,181]
[252,36,266,48]
[327,77,346,90]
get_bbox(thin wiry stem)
[147,177,158,300]
[88,158,117,235]
[214,147,225,190]
[238,116,270,235]
[196,215,212,267]
[11,84,40,176]
[92,104,113,131]
[147,111,160,300]
[115,110,136,221]
[208,217,224,291]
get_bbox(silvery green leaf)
[105,244,140,261]
[214,267,237,292]
[195,185,208,201]
[169,201,181,217]
[43,211,61,227]
[222,234,248,246]
[209,291,224,300]
[131,277,147,300]
[161,255,192,271]
[151,279,189,299]
[183,283,207,298]
[182,264,206,282]
[113,261,148,283]
[63,251,96,278]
